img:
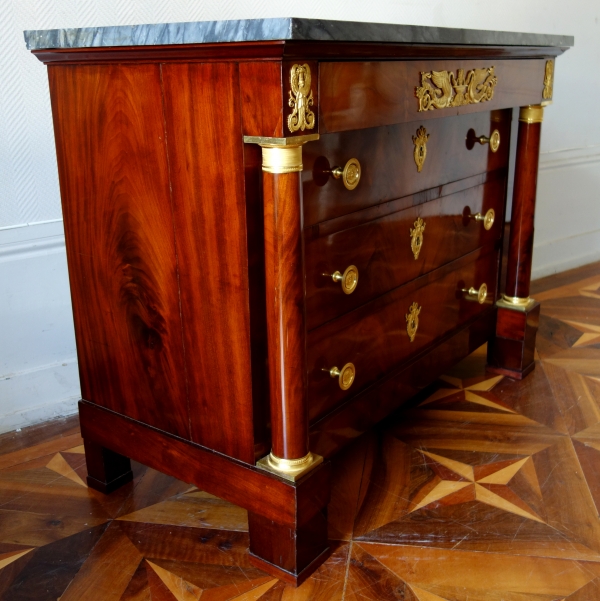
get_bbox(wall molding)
[539,146,600,171]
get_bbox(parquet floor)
[1,261,600,600]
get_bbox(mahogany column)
[488,105,544,379]
[255,141,323,481]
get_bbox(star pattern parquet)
[1,261,600,600]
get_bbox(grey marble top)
[24,18,573,51]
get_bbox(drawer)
[319,59,547,133]
[307,246,498,423]
[302,109,511,226]
[305,174,506,330]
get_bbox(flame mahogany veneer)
[32,33,567,585]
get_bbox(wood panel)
[78,401,299,527]
[32,42,567,66]
[239,61,284,138]
[307,247,499,423]
[161,63,256,463]
[320,59,545,132]
[48,64,189,438]
[310,310,496,458]
[302,109,511,226]
[305,175,507,330]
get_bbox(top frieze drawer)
[318,59,548,133]
[302,109,511,227]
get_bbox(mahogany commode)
[25,18,572,585]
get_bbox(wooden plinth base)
[79,401,331,586]
[487,301,540,380]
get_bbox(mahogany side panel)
[161,63,256,463]
[320,59,545,132]
[262,169,309,460]
[302,109,511,226]
[48,64,189,438]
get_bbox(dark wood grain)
[239,61,284,138]
[487,302,540,379]
[320,59,545,133]
[305,176,507,330]
[248,461,331,585]
[505,120,542,299]
[78,401,298,527]
[0,415,79,457]
[83,438,133,494]
[243,144,271,461]
[307,246,499,423]
[161,62,257,463]
[48,64,189,438]
[263,169,309,460]
[302,109,512,226]
[32,42,566,66]
[310,309,496,458]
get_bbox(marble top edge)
[23,17,573,51]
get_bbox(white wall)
[1,0,598,432]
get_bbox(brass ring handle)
[469,208,495,231]
[477,129,501,153]
[331,158,361,190]
[330,265,359,295]
[323,363,356,390]
[462,283,488,304]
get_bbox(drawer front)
[302,109,510,226]
[319,59,546,133]
[305,175,506,330]
[307,247,498,423]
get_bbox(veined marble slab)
[24,18,573,51]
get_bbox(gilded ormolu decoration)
[412,126,429,172]
[288,64,315,133]
[416,67,498,112]
[543,60,554,100]
[410,217,426,260]
[405,301,421,342]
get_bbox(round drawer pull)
[477,129,501,153]
[405,301,422,342]
[331,265,359,294]
[469,208,495,230]
[325,363,356,391]
[331,158,361,190]
[463,282,488,304]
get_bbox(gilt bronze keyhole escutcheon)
[412,126,429,172]
[405,302,422,342]
[410,218,426,260]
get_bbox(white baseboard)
[532,229,600,280]
[0,220,81,434]
[532,148,600,280]
[0,359,80,434]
